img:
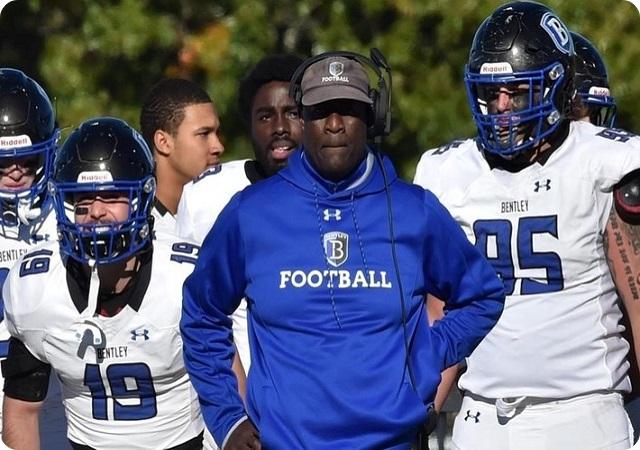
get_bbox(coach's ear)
[153,129,173,157]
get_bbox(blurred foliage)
[1,0,639,179]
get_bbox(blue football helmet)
[571,32,616,128]
[0,68,59,226]
[464,1,575,158]
[50,117,155,265]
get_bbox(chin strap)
[73,261,107,364]
[16,199,41,225]
[85,261,100,318]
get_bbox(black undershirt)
[244,160,268,184]
[483,120,571,172]
[66,244,153,316]
[153,198,172,218]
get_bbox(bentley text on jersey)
[0,248,29,263]
[96,346,128,360]
[500,200,529,214]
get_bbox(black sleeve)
[2,337,51,402]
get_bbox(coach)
[180,51,505,449]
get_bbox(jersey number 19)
[84,362,157,420]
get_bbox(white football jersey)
[3,234,203,449]
[176,159,251,372]
[414,121,640,399]
[176,160,250,243]
[0,209,57,432]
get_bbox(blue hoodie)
[181,148,504,449]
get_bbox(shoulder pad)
[431,139,466,156]
[615,169,640,223]
[192,165,222,184]
[596,128,638,144]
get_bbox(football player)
[0,68,60,438]
[2,117,204,449]
[175,53,303,377]
[414,2,640,448]
[176,54,303,245]
[140,78,224,234]
[571,31,640,443]
[572,31,616,127]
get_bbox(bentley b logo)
[75,320,107,363]
[323,231,349,267]
[329,61,344,77]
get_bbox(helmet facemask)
[465,61,567,159]
[50,176,155,265]
[0,130,59,227]
[0,67,59,229]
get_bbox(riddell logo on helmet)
[589,86,611,97]
[0,135,31,149]
[77,171,114,183]
[480,62,514,74]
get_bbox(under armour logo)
[323,208,342,221]
[464,410,481,423]
[131,328,149,341]
[534,179,551,192]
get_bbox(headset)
[289,48,392,140]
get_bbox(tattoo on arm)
[607,207,640,301]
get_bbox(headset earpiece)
[374,74,391,137]
[288,49,391,138]
[290,74,303,106]
[367,88,380,129]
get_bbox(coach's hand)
[226,419,261,449]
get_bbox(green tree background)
[1,0,638,179]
